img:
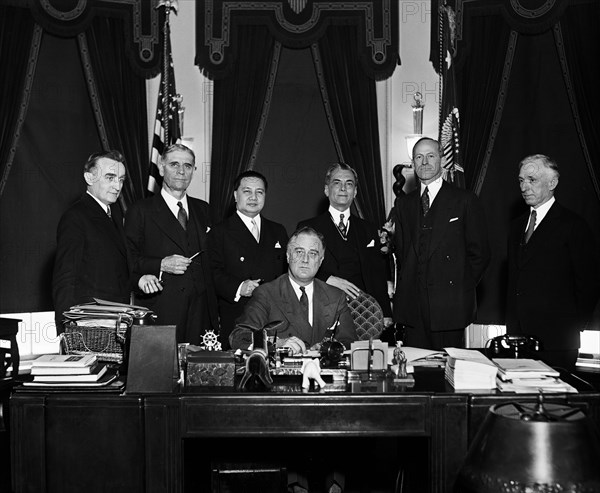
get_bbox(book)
[30,354,98,368]
[32,364,107,383]
[444,348,498,390]
[22,371,117,388]
[493,358,559,380]
[31,362,101,376]
[496,376,577,393]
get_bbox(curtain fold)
[312,25,386,225]
[81,15,149,210]
[209,25,278,223]
[0,6,36,197]
[558,2,600,199]
[456,17,513,191]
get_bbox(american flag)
[147,27,181,194]
[438,3,464,188]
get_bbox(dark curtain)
[209,25,278,223]
[559,2,600,198]
[456,16,513,191]
[83,15,149,210]
[313,25,386,225]
[0,6,35,196]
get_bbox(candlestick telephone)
[486,334,540,359]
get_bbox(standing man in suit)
[125,144,218,344]
[506,154,600,370]
[53,150,133,333]
[298,163,392,325]
[208,170,288,348]
[393,137,490,349]
[230,226,356,353]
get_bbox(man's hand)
[160,254,191,275]
[138,274,163,294]
[240,279,261,297]
[326,276,361,299]
[277,336,306,356]
[383,317,394,327]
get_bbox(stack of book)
[493,358,577,393]
[23,354,114,387]
[444,347,498,390]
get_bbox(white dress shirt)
[289,276,314,326]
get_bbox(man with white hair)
[506,154,600,370]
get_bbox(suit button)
[446,255,451,260]
[449,280,454,285]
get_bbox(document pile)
[445,347,498,390]
[493,358,577,393]
[23,354,116,387]
[61,299,155,363]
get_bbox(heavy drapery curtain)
[209,25,279,222]
[312,25,387,225]
[0,6,36,197]
[559,3,600,197]
[82,15,149,210]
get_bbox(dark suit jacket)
[297,213,392,317]
[506,201,600,350]
[53,193,132,331]
[393,180,490,331]
[124,193,218,339]
[230,274,356,350]
[208,213,288,345]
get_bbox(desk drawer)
[181,395,430,436]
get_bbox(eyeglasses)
[166,162,195,172]
[289,248,321,261]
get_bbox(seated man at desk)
[229,226,356,354]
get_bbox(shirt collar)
[329,205,350,225]
[161,188,188,216]
[420,175,444,203]
[288,276,314,299]
[531,196,555,225]
[86,191,111,215]
[236,210,261,230]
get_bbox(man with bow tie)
[208,170,288,348]
[298,163,392,325]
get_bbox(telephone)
[486,334,540,359]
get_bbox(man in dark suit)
[53,150,133,333]
[393,137,490,349]
[298,163,392,326]
[507,154,600,370]
[230,226,356,353]
[125,144,218,344]
[208,170,288,348]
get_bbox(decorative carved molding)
[5,0,162,77]
[197,0,399,80]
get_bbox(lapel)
[230,213,260,247]
[405,190,421,257]
[151,194,187,251]
[518,202,560,267]
[320,213,344,263]
[427,181,455,258]
[278,275,313,334]
[83,194,127,258]
[312,280,337,333]
[187,198,210,252]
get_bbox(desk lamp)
[455,394,600,493]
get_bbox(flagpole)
[160,1,172,145]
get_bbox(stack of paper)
[444,348,498,390]
[23,354,115,387]
[493,358,577,393]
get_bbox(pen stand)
[350,340,387,371]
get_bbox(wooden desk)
[10,370,600,493]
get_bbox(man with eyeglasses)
[125,144,218,344]
[229,226,355,354]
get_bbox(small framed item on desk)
[350,340,387,371]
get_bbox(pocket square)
[206,226,211,233]
[449,217,459,223]
[274,241,281,248]
[367,239,375,247]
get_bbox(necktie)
[523,209,537,244]
[299,286,309,323]
[106,206,111,219]
[337,213,347,238]
[177,201,188,231]
[251,218,259,242]
[421,186,430,216]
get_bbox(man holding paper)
[125,144,218,344]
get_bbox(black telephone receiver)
[487,334,541,358]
